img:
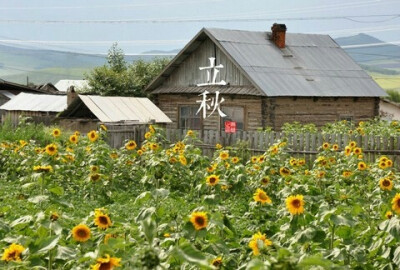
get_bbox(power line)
[0,14,398,24]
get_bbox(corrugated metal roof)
[78,95,172,123]
[152,86,264,96]
[55,80,89,92]
[0,93,67,112]
[0,90,15,99]
[147,27,386,97]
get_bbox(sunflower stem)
[330,224,335,250]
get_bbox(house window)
[179,106,201,130]
[221,106,244,131]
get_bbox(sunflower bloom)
[211,257,222,268]
[45,143,58,156]
[216,143,223,149]
[391,193,400,214]
[248,232,272,256]
[125,140,137,150]
[149,125,156,134]
[100,124,107,131]
[206,175,220,186]
[72,224,91,242]
[353,147,362,155]
[69,134,78,144]
[187,130,194,137]
[279,167,291,177]
[87,130,99,142]
[150,143,159,151]
[90,165,99,173]
[52,128,61,137]
[253,189,272,204]
[332,144,339,151]
[219,151,229,160]
[286,195,305,215]
[379,161,387,169]
[380,178,393,191]
[322,142,330,150]
[342,171,352,178]
[144,132,152,139]
[231,157,239,164]
[349,141,357,148]
[344,146,352,156]
[357,161,367,171]
[190,212,208,230]
[94,211,112,229]
[261,176,269,185]
[91,254,121,270]
[386,211,393,219]
[179,155,187,166]
[1,243,25,262]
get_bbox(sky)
[0,0,399,55]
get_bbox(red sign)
[225,121,237,133]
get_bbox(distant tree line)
[82,43,171,97]
[360,64,400,75]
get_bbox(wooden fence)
[105,125,400,166]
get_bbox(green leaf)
[330,214,356,226]
[135,207,156,222]
[173,243,212,269]
[28,195,49,204]
[10,215,33,227]
[37,235,60,254]
[153,188,170,199]
[298,255,335,268]
[134,191,152,205]
[49,186,64,196]
[335,226,352,240]
[393,246,400,266]
[244,259,269,270]
[141,217,156,245]
[55,245,77,260]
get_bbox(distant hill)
[335,33,400,70]
[1,33,400,86]
[0,44,172,85]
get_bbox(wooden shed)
[0,93,67,126]
[146,25,387,131]
[57,94,172,133]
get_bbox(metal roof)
[77,95,172,123]
[147,28,386,97]
[0,90,15,99]
[151,86,264,96]
[55,80,89,92]
[0,93,67,112]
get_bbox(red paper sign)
[225,121,237,133]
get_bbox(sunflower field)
[1,124,400,269]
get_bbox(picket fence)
[105,125,400,166]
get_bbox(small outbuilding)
[0,93,67,126]
[57,94,172,132]
[146,24,387,131]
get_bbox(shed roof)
[60,95,172,123]
[146,28,386,97]
[0,93,67,112]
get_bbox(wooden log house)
[146,24,387,131]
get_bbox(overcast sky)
[0,0,399,54]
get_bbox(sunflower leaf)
[36,235,60,254]
[172,243,213,269]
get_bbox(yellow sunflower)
[125,140,137,150]
[349,141,357,148]
[190,212,208,230]
[386,211,393,219]
[94,211,112,229]
[91,254,121,270]
[186,130,194,137]
[211,257,222,268]
[286,195,305,215]
[357,161,367,171]
[258,155,265,163]
[391,193,400,214]
[90,173,101,181]
[322,142,330,150]
[1,243,25,262]
[137,150,143,156]
[74,131,80,136]
[261,176,270,185]
[298,159,306,166]
[150,143,159,151]
[332,144,339,151]
[100,124,107,131]
[387,159,393,167]
[253,189,272,204]
[45,143,58,156]
[379,161,387,169]
[206,174,220,186]
[344,146,352,156]
[342,171,352,178]
[219,151,229,160]
[251,156,258,163]
[87,130,99,142]
[215,143,223,149]
[149,125,156,134]
[179,155,187,166]
[248,232,272,256]
[144,132,152,139]
[279,167,291,177]
[169,157,177,163]
[90,165,99,173]
[52,128,61,137]
[69,134,78,144]
[353,147,362,155]
[206,165,215,173]
[316,171,326,178]
[72,224,91,242]
[50,212,59,222]
[231,157,239,164]
[380,178,393,191]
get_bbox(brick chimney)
[271,23,287,49]
[67,86,77,106]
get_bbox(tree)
[83,44,170,97]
